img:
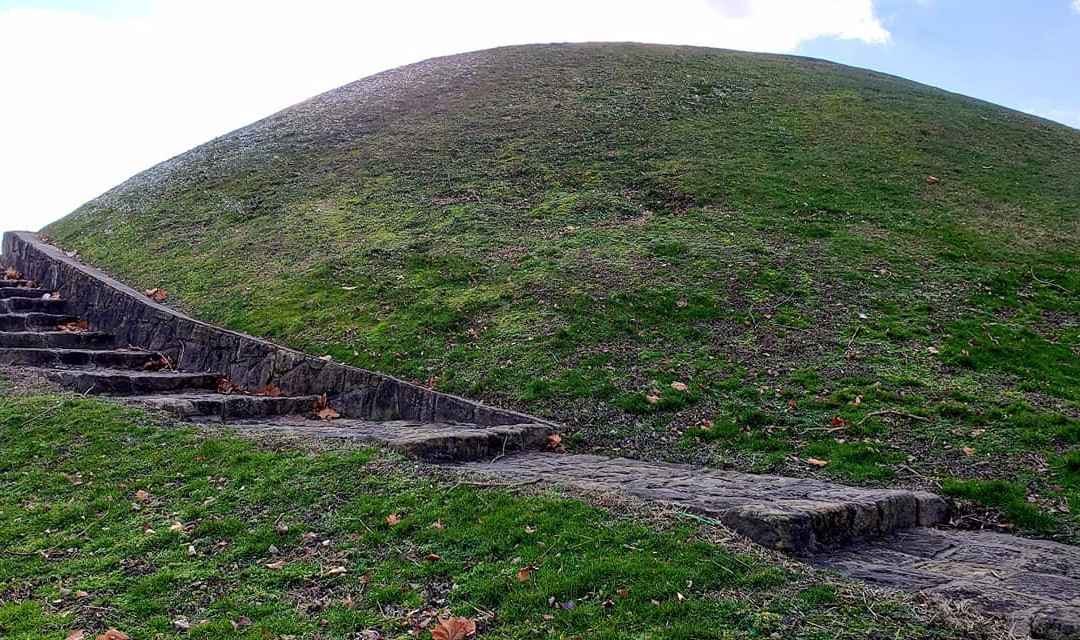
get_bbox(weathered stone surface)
[0,312,77,331]
[0,330,114,349]
[2,231,550,427]
[0,297,67,314]
[0,280,35,288]
[132,392,322,420]
[807,528,1080,638]
[464,453,949,552]
[222,417,553,462]
[39,368,220,394]
[0,287,50,298]
[0,347,157,368]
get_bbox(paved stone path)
[466,454,1080,639]
[5,271,1080,637]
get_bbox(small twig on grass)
[1030,266,1070,295]
[847,325,861,347]
[677,511,720,527]
[857,410,931,426]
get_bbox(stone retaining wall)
[1,231,548,427]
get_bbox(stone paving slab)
[221,417,553,462]
[37,367,220,394]
[809,528,1080,638]
[463,453,949,552]
[131,392,322,420]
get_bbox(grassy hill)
[45,43,1080,535]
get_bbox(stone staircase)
[0,275,552,462]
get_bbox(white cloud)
[0,0,890,234]
[1073,0,1080,13]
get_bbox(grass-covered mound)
[45,43,1080,534]
[0,390,985,639]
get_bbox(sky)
[0,0,1078,237]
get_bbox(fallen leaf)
[645,394,660,405]
[431,617,476,640]
[925,175,940,184]
[670,381,688,392]
[962,446,976,456]
[276,522,289,533]
[430,520,445,531]
[545,434,566,453]
[169,521,185,532]
[255,383,281,397]
[386,513,401,526]
[57,319,89,333]
[74,590,90,598]
[187,544,196,556]
[971,429,986,436]
[524,525,536,534]
[806,458,829,467]
[617,588,630,596]
[425,554,440,562]
[144,288,168,303]
[3,266,23,280]
[134,489,151,503]
[830,416,850,428]
[96,630,130,640]
[235,616,251,628]
[173,619,191,631]
[927,346,940,355]
[265,560,286,570]
[316,406,341,420]
[64,630,86,640]
[327,565,348,575]
[516,567,531,582]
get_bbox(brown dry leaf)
[806,458,830,467]
[256,383,281,397]
[971,429,986,436]
[645,394,660,405]
[516,567,531,582]
[616,588,630,596]
[64,630,86,640]
[545,434,566,453]
[430,520,445,531]
[524,525,536,534]
[57,319,89,333]
[316,406,341,420]
[430,616,476,640]
[386,513,401,526]
[925,175,940,184]
[143,355,174,371]
[169,521,184,532]
[3,266,22,280]
[327,565,348,575]
[425,554,441,562]
[927,346,940,355]
[962,446,976,456]
[144,288,168,303]
[670,381,688,392]
[830,416,850,428]
[217,378,247,395]
[73,590,90,598]
[134,489,151,503]
[276,522,289,533]
[187,544,196,556]
[96,630,130,640]
[265,560,286,570]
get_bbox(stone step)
[0,348,159,369]
[131,392,322,420]
[0,330,114,349]
[0,297,67,314]
[0,279,36,288]
[465,454,949,553]
[0,287,50,299]
[0,313,78,331]
[222,417,553,462]
[38,368,220,394]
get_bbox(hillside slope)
[45,43,1080,534]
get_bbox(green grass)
[0,392,982,639]
[42,43,1080,535]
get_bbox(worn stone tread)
[0,312,78,331]
[809,528,1080,638]
[464,453,948,552]
[0,280,36,288]
[221,417,552,462]
[0,287,51,299]
[37,367,220,394]
[0,330,114,349]
[0,297,66,314]
[131,392,322,420]
[0,347,158,368]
